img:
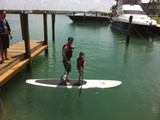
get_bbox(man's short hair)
[0,10,5,14]
[68,37,74,41]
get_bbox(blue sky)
[0,0,150,12]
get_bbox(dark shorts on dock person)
[0,34,9,50]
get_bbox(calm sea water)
[1,14,160,120]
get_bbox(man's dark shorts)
[63,59,71,73]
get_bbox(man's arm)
[62,46,69,63]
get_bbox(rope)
[132,24,153,45]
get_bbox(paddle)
[79,71,83,96]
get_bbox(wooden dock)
[0,12,56,87]
[0,40,47,86]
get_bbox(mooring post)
[20,11,25,40]
[51,13,55,41]
[96,11,98,21]
[20,12,32,70]
[43,12,48,55]
[83,12,86,20]
[126,15,133,45]
[73,12,75,20]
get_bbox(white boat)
[112,0,157,33]
[68,11,111,23]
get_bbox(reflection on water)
[0,96,3,119]
[60,89,83,120]
[61,89,73,120]
[25,84,34,115]
[123,44,129,65]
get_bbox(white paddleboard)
[26,79,122,89]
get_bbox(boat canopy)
[117,0,141,6]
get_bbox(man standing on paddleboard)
[62,37,75,85]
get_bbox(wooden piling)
[20,12,25,40]
[43,12,48,55]
[20,13,32,70]
[126,16,133,45]
[51,14,55,41]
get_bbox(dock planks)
[0,40,48,86]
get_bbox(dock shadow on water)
[123,44,129,65]
[0,95,4,119]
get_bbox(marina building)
[142,0,160,16]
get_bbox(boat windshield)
[123,10,146,15]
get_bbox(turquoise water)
[1,14,160,120]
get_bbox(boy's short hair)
[79,52,85,56]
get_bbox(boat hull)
[69,15,110,23]
[112,20,155,34]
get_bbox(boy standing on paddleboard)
[62,37,75,85]
[77,52,86,85]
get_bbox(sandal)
[0,60,4,64]
[5,58,11,60]
[65,82,71,86]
